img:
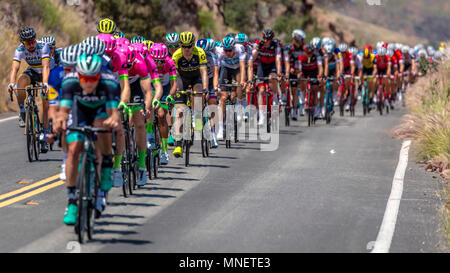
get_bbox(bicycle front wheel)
[25,109,34,162]
[76,152,88,244]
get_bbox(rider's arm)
[41,58,50,85]
[317,57,323,78]
[200,66,208,90]
[323,56,329,78]
[239,60,246,84]
[9,61,20,87]
[119,78,131,103]
[140,77,153,112]
[213,65,220,89]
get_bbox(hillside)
[315,0,450,46]
[314,7,428,47]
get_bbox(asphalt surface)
[0,103,447,253]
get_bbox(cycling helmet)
[115,37,131,49]
[131,35,146,44]
[142,40,154,50]
[196,39,209,52]
[324,43,334,54]
[311,37,322,50]
[114,31,125,38]
[427,45,435,55]
[19,26,36,42]
[76,54,102,76]
[262,29,275,40]
[418,49,427,58]
[60,44,82,67]
[96,33,116,54]
[150,43,168,60]
[338,43,348,52]
[235,33,248,44]
[179,31,196,47]
[401,45,409,54]
[284,43,293,53]
[363,45,373,57]
[329,38,337,47]
[132,43,149,58]
[41,36,56,48]
[349,47,358,56]
[292,29,306,41]
[378,46,387,56]
[322,37,332,46]
[304,43,314,53]
[80,43,96,55]
[97,18,116,34]
[376,41,385,50]
[165,33,180,45]
[215,41,222,48]
[395,43,403,51]
[206,38,216,52]
[82,36,106,56]
[387,49,394,57]
[118,46,137,65]
[387,43,395,51]
[222,36,236,50]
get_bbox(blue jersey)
[48,65,66,106]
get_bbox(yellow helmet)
[97,18,116,34]
[179,31,196,47]
[441,42,446,48]
[142,40,154,50]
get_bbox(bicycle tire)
[153,153,159,178]
[33,109,41,161]
[184,140,190,167]
[26,110,34,162]
[76,152,88,244]
[87,163,98,240]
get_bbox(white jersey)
[13,41,51,73]
[206,52,218,79]
[216,44,247,69]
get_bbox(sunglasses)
[22,39,36,46]
[154,59,166,64]
[168,44,179,48]
[224,49,233,52]
[78,73,101,83]
[182,45,193,49]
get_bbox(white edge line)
[371,140,411,253]
[0,116,17,123]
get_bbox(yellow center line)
[0,174,60,202]
[0,180,65,208]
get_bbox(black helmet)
[19,26,36,42]
[262,29,274,40]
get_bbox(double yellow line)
[0,174,65,208]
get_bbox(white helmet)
[414,44,424,52]
[324,43,334,54]
[387,43,395,51]
[378,46,387,56]
[427,45,435,55]
[387,49,394,57]
[401,45,409,54]
[349,47,358,56]
[418,49,427,58]
[292,29,306,41]
[322,37,332,46]
[338,43,348,52]
[311,37,321,49]
[376,41,385,50]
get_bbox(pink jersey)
[144,55,161,84]
[119,54,150,84]
[108,50,127,73]
[115,37,131,50]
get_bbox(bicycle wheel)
[26,109,34,162]
[87,164,98,240]
[153,151,159,178]
[33,109,41,161]
[75,152,88,244]
[184,140,190,167]
[146,149,152,180]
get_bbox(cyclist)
[54,53,121,224]
[235,33,253,122]
[388,47,401,109]
[374,45,392,107]
[47,44,84,181]
[97,18,117,34]
[322,41,340,118]
[338,43,355,112]
[401,45,415,89]
[216,36,247,140]
[250,29,282,126]
[196,38,220,148]
[357,44,377,110]
[283,30,306,120]
[9,27,51,138]
[146,43,174,164]
[171,31,208,158]
[298,43,323,119]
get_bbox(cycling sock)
[161,138,168,153]
[146,123,154,134]
[100,155,113,192]
[67,187,76,202]
[138,150,146,169]
[113,154,122,169]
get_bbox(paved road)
[0,104,447,253]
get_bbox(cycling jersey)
[172,46,208,79]
[61,70,120,143]
[342,52,354,70]
[360,53,376,69]
[13,41,50,73]
[283,43,303,71]
[375,55,391,71]
[242,43,253,62]
[118,54,150,84]
[205,51,218,80]
[216,44,247,69]
[298,53,322,77]
[394,50,404,64]
[143,55,161,84]
[324,53,339,74]
[149,56,177,86]
[253,39,282,64]
[48,65,67,106]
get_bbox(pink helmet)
[116,45,137,65]
[115,37,131,49]
[150,43,168,60]
[96,33,116,54]
[131,42,149,58]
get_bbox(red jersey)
[375,55,391,70]
[342,51,354,69]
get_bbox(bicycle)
[219,81,240,149]
[298,77,319,127]
[147,102,162,180]
[11,85,46,162]
[337,75,354,117]
[357,75,374,116]
[375,74,390,116]
[253,76,275,133]
[70,126,110,244]
[282,78,294,127]
[323,76,336,124]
